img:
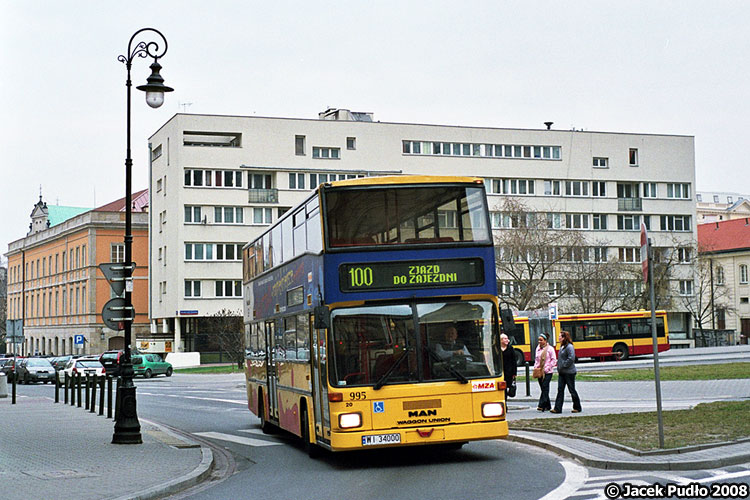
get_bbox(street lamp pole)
[113,28,173,444]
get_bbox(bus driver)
[435,326,472,361]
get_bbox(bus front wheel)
[612,344,629,361]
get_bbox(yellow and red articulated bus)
[505,310,670,365]
[243,176,508,456]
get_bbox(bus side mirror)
[500,308,515,334]
[314,306,330,329]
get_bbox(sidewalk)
[505,377,750,470]
[0,395,213,500]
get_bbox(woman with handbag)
[533,333,556,411]
[500,334,517,398]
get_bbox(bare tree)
[564,246,630,313]
[614,244,677,312]
[494,198,587,310]
[204,309,245,369]
[681,243,735,346]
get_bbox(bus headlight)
[482,402,504,418]
[339,412,362,429]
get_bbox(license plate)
[361,433,401,446]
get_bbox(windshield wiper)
[373,350,409,390]
[426,348,469,384]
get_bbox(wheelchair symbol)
[373,401,385,413]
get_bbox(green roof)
[47,205,91,227]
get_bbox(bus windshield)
[330,300,500,387]
[325,185,490,247]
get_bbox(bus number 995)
[350,392,367,400]
[348,267,373,288]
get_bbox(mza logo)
[471,380,496,392]
[408,409,437,417]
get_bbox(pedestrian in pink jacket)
[533,333,557,411]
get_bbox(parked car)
[49,355,77,371]
[16,357,56,384]
[0,357,18,381]
[132,354,173,378]
[61,358,105,379]
[99,349,141,377]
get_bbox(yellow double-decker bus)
[242,176,508,456]
[505,310,670,365]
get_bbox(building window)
[184,169,243,188]
[347,137,356,150]
[592,247,608,262]
[666,183,690,199]
[215,280,242,297]
[592,214,608,230]
[312,147,340,159]
[215,207,244,224]
[593,157,608,168]
[403,140,561,159]
[183,131,241,147]
[618,247,640,263]
[716,265,725,285]
[253,207,273,225]
[642,182,658,198]
[289,173,306,190]
[184,280,201,298]
[565,181,589,197]
[679,280,693,296]
[592,181,606,197]
[659,215,691,232]
[151,144,163,160]
[111,244,125,263]
[184,206,202,223]
[740,264,748,284]
[543,180,561,196]
[696,194,702,202]
[546,213,562,229]
[565,213,589,229]
[629,148,639,166]
[676,247,691,263]
[617,215,641,231]
[295,135,305,156]
[156,178,163,192]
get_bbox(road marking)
[139,392,246,405]
[238,428,267,436]
[538,460,588,500]
[193,431,282,447]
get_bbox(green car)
[132,354,173,378]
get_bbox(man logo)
[407,409,437,417]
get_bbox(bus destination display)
[339,258,484,292]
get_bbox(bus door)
[265,320,280,421]
[310,321,330,435]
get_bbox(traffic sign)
[102,297,134,331]
[640,223,649,283]
[74,335,85,346]
[548,302,558,320]
[98,262,135,297]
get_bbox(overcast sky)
[3,0,750,258]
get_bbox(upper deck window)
[325,185,490,248]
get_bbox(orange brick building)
[5,192,149,355]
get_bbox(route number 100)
[348,267,373,287]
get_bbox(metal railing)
[248,188,278,203]
[618,197,642,211]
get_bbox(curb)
[507,431,750,471]
[110,419,215,500]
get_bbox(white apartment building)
[148,109,697,352]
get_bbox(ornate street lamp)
[113,28,173,444]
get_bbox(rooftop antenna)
[179,101,193,112]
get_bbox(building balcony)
[248,188,278,203]
[618,197,642,211]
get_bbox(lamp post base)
[112,384,142,444]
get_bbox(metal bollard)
[525,362,531,397]
[99,377,105,416]
[64,373,69,404]
[12,370,17,404]
[90,374,97,413]
[54,371,60,403]
[76,373,82,408]
[84,374,91,410]
[107,376,113,419]
[70,373,76,406]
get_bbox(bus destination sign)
[339,258,484,292]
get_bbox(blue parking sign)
[74,335,85,346]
